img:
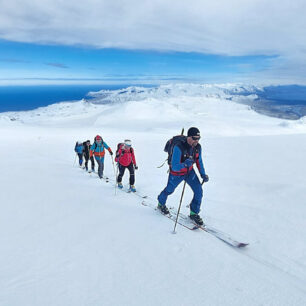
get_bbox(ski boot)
[118,182,123,189]
[129,185,136,192]
[157,203,170,215]
[189,212,204,226]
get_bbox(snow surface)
[1,84,306,306]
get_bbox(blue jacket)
[75,143,84,154]
[171,144,206,176]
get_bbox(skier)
[83,140,95,172]
[115,139,138,192]
[157,127,209,226]
[74,141,84,167]
[90,135,113,179]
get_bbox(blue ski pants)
[157,169,203,214]
[77,153,83,166]
[95,157,105,178]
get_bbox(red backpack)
[116,143,133,159]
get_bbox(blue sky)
[0,39,276,84]
[0,0,306,85]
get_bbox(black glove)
[135,165,138,170]
[201,174,209,183]
[110,151,113,156]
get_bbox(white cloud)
[1,0,306,82]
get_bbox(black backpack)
[164,135,187,165]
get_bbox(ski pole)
[111,156,117,194]
[73,153,77,167]
[115,163,119,195]
[173,172,188,234]
[157,158,168,168]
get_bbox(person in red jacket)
[115,139,138,192]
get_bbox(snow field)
[1,86,306,305]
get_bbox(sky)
[0,0,306,85]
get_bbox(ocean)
[233,85,306,120]
[0,84,136,112]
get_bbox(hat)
[95,135,102,142]
[187,127,200,137]
[124,139,132,146]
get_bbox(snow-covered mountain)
[1,83,306,306]
[2,83,305,134]
[86,83,262,104]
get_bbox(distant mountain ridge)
[86,83,306,119]
[86,83,264,104]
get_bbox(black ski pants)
[117,162,135,185]
[84,155,95,170]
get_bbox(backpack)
[116,143,133,158]
[164,135,187,165]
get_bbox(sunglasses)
[191,136,201,141]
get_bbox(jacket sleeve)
[171,145,186,171]
[89,144,94,158]
[103,142,113,154]
[196,146,206,176]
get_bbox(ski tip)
[237,243,249,248]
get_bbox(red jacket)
[115,145,136,167]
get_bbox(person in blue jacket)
[74,141,84,167]
[157,127,209,226]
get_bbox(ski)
[199,226,248,248]
[155,208,199,231]
[81,169,248,247]
[89,171,109,182]
[114,183,148,199]
[165,207,248,248]
[126,189,148,199]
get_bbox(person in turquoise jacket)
[90,135,113,179]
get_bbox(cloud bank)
[0,0,306,82]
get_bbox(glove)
[201,174,209,183]
[110,151,113,156]
[135,165,138,170]
[184,158,193,168]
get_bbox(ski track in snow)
[1,83,306,306]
